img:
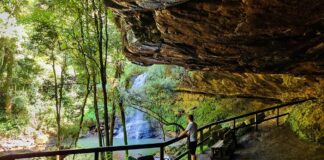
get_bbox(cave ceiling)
[106,0,324,75]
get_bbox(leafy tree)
[0,0,28,17]
[1,1,126,159]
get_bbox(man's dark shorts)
[189,141,197,155]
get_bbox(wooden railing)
[0,98,315,160]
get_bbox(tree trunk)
[159,121,166,141]
[92,68,105,160]
[109,94,116,146]
[58,54,67,145]
[73,7,93,148]
[109,101,116,160]
[109,61,123,147]
[91,0,110,148]
[74,71,91,147]
[51,52,60,149]
[4,49,13,113]
[118,99,129,160]
[51,51,62,160]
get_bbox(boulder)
[34,132,49,145]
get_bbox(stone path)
[196,124,324,160]
[233,125,324,160]
[197,150,211,160]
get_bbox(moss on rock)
[288,101,324,144]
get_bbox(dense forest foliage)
[0,1,129,158]
[0,0,199,155]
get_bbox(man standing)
[178,114,198,160]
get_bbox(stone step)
[196,150,211,160]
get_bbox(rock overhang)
[106,0,324,75]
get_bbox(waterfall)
[123,109,152,139]
[115,73,160,139]
[131,73,147,90]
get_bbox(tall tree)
[72,10,93,148]
[0,38,16,113]
[91,0,110,147]
[28,6,66,153]
[109,61,126,158]
[104,60,129,159]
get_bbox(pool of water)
[76,136,164,159]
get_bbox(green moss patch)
[288,101,324,144]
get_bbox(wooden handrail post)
[276,108,280,126]
[209,126,212,145]
[233,119,237,145]
[209,126,212,136]
[255,114,258,131]
[94,151,99,160]
[160,146,164,160]
[200,130,204,152]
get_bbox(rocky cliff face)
[178,71,324,102]
[105,0,324,143]
[107,0,324,74]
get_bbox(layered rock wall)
[107,0,324,74]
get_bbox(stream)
[76,137,163,159]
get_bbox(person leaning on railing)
[178,114,198,160]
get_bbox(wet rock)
[35,133,49,145]
[0,139,35,150]
[0,128,50,152]
[23,127,36,135]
